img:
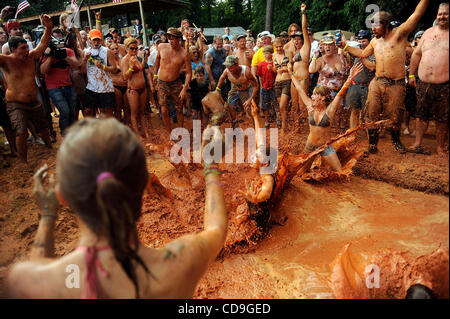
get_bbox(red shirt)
[42,48,75,90]
[257,60,277,90]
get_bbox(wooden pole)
[138,0,147,47]
[87,5,92,29]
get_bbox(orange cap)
[89,29,103,40]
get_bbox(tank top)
[205,47,226,82]
[317,55,347,91]
[85,46,114,93]
[228,65,250,91]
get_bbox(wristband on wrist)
[129,67,134,72]
[312,57,317,61]
[216,86,221,91]
[102,64,106,70]
[343,44,348,51]
[0,18,3,23]
[409,74,415,78]
[96,20,101,23]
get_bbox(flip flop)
[407,146,431,155]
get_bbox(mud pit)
[0,115,448,298]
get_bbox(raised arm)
[149,159,227,297]
[243,68,259,110]
[291,74,312,110]
[95,10,102,32]
[326,62,364,119]
[30,14,53,60]
[397,0,430,39]
[29,165,59,259]
[300,3,311,61]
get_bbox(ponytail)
[96,175,149,298]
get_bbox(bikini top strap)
[76,245,111,299]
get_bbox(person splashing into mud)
[6,118,228,299]
[291,63,364,172]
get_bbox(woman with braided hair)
[6,118,228,298]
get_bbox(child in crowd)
[257,46,279,128]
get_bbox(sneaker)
[27,135,35,143]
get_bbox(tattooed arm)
[146,167,227,298]
[204,51,216,88]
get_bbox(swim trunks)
[157,79,183,111]
[274,79,291,98]
[415,79,448,123]
[6,100,48,136]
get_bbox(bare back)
[418,26,449,83]
[202,90,225,114]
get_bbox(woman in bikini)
[273,37,291,132]
[110,43,130,124]
[292,63,364,171]
[309,35,348,129]
[290,4,311,128]
[121,37,149,138]
[6,118,228,298]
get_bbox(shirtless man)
[290,4,311,125]
[202,90,228,127]
[339,0,430,154]
[234,34,253,67]
[408,3,449,156]
[216,55,259,126]
[153,27,192,132]
[0,14,53,162]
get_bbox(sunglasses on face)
[129,47,138,51]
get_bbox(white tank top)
[228,65,249,90]
[85,46,114,93]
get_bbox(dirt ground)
[0,113,448,298]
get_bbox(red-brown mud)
[328,244,449,298]
[0,114,448,298]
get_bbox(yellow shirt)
[251,46,277,67]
